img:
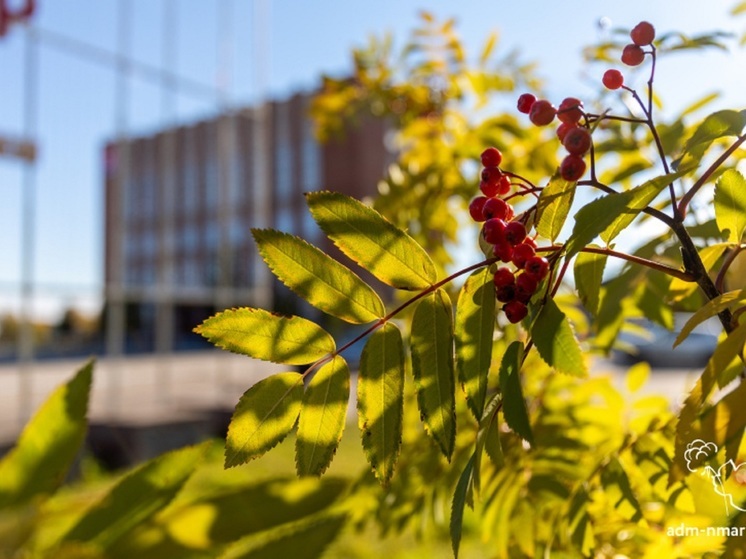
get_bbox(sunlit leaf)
[305,191,437,290]
[675,289,746,347]
[626,362,650,393]
[669,243,727,302]
[600,457,644,523]
[714,169,746,243]
[450,454,475,559]
[59,443,207,549]
[498,341,533,444]
[0,360,92,509]
[455,268,495,420]
[568,487,595,555]
[411,289,456,459]
[531,299,588,376]
[252,229,385,324]
[358,323,405,485]
[535,176,576,242]
[675,109,746,168]
[296,357,350,477]
[574,248,607,317]
[194,308,335,365]
[225,373,304,468]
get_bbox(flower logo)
[684,439,718,472]
[684,439,746,515]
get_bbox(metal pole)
[18,22,38,426]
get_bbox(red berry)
[469,196,488,222]
[516,272,538,294]
[504,221,527,246]
[560,154,587,181]
[493,241,514,263]
[563,126,592,155]
[602,69,624,90]
[503,301,528,323]
[481,147,503,168]
[496,175,512,196]
[630,21,655,46]
[621,44,645,66]
[525,256,550,281]
[516,93,537,114]
[523,236,537,249]
[496,284,516,303]
[482,218,506,244]
[483,197,510,221]
[493,267,515,288]
[556,122,574,143]
[512,242,536,269]
[529,100,556,126]
[557,97,584,124]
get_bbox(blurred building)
[104,91,391,352]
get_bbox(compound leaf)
[195,308,335,365]
[296,357,350,477]
[225,373,304,468]
[531,299,588,377]
[252,229,385,324]
[358,323,405,485]
[498,341,533,444]
[714,169,746,244]
[455,268,495,420]
[411,288,456,459]
[306,191,436,290]
[0,360,93,509]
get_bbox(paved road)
[0,351,705,447]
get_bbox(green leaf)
[455,268,495,420]
[568,488,595,556]
[450,454,475,559]
[225,372,304,468]
[219,512,348,559]
[498,341,533,444]
[0,360,92,509]
[195,308,335,365]
[573,248,607,316]
[564,172,683,256]
[675,109,746,167]
[60,443,207,549]
[714,169,746,243]
[305,191,437,290]
[296,357,350,477]
[599,457,644,523]
[411,289,456,459]
[531,299,588,376]
[358,323,405,485]
[535,176,576,242]
[252,229,385,324]
[675,289,746,347]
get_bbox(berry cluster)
[517,94,590,182]
[469,147,550,323]
[602,21,656,90]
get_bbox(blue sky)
[0,0,743,320]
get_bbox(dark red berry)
[525,256,550,281]
[516,93,537,114]
[523,236,537,249]
[557,97,584,124]
[621,44,645,66]
[481,147,503,168]
[493,267,515,288]
[602,69,624,90]
[529,100,556,126]
[496,174,512,196]
[516,272,538,293]
[483,197,510,221]
[556,122,574,143]
[512,242,536,269]
[481,166,502,184]
[630,21,655,46]
[504,221,527,246]
[469,196,488,222]
[480,180,498,198]
[560,154,587,181]
[493,241,514,263]
[503,301,528,323]
[496,284,516,303]
[482,218,506,244]
[563,126,592,155]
